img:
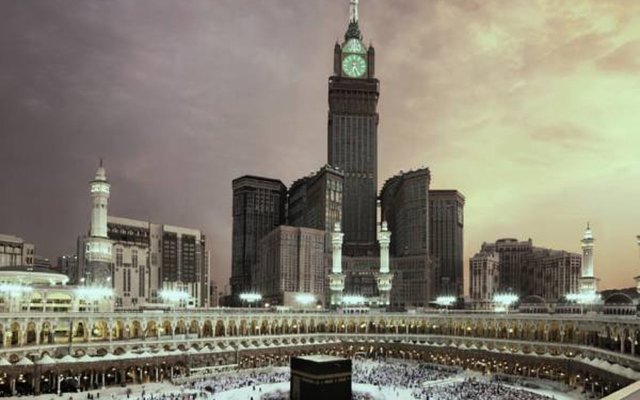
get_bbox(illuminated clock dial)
[342,54,367,78]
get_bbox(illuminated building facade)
[469,250,500,309]
[477,238,581,302]
[0,234,34,268]
[106,216,209,308]
[253,226,326,307]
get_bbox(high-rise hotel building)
[429,190,465,297]
[470,238,581,307]
[381,168,434,308]
[230,176,287,300]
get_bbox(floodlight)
[342,295,365,305]
[295,293,316,306]
[239,293,262,302]
[159,289,191,303]
[493,293,519,306]
[435,296,456,307]
[566,291,601,304]
[74,286,114,301]
[0,283,33,298]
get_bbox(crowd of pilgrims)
[414,378,557,400]
[86,353,561,400]
[133,357,554,400]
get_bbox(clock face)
[342,54,367,78]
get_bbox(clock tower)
[328,0,379,254]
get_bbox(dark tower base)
[290,355,352,400]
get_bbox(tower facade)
[328,0,379,253]
[83,161,113,284]
[230,176,287,300]
[429,190,465,298]
[469,250,500,310]
[380,168,434,308]
[288,165,344,252]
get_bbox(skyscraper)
[230,176,287,300]
[380,168,434,308]
[288,165,344,252]
[381,169,431,257]
[328,0,379,254]
[429,190,465,297]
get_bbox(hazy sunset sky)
[1,0,639,292]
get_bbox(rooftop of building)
[429,189,466,201]
[107,216,203,236]
[380,167,431,194]
[108,216,150,229]
[0,265,65,275]
[232,175,286,188]
[0,234,30,244]
[0,265,69,286]
[290,164,344,192]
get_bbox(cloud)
[597,40,640,73]
[0,0,638,292]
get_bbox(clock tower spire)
[349,0,359,23]
[346,0,362,40]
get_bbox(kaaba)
[290,355,352,400]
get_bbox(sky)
[1,0,639,293]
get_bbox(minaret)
[376,221,393,307]
[579,222,598,293]
[634,235,640,293]
[90,159,110,238]
[84,160,113,285]
[328,222,345,306]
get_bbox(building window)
[116,247,123,267]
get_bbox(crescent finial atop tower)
[349,0,359,23]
